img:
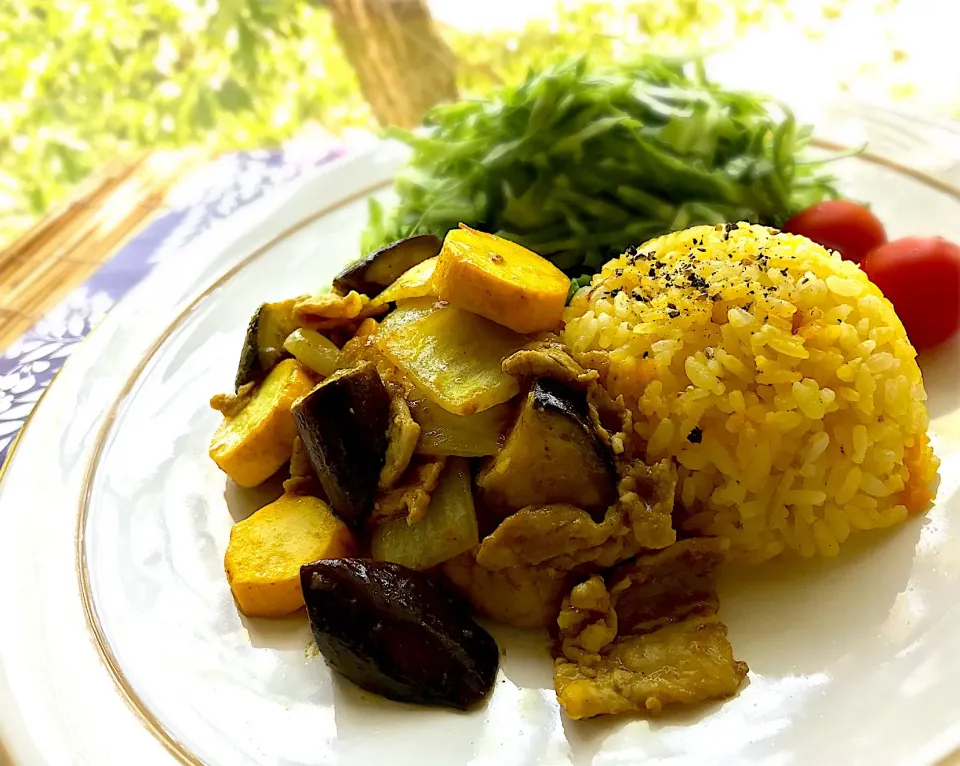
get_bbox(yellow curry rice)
[563,223,938,562]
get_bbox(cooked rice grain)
[563,223,939,562]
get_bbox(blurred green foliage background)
[0,0,950,247]
[0,0,793,245]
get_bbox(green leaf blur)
[0,0,809,247]
[0,0,366,244]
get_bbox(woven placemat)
[0,151,200,353]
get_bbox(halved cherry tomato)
[784,200,887,264]
[863,236,960,351]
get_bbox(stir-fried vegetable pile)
[210,226,752,717]
[363,55,841,276]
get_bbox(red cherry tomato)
[862,236,960,351]
[784,200,887,263]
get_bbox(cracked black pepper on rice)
[563,223,939,562]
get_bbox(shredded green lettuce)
[362,55,840,274]
[566,274,595,305]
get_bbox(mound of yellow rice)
[563,223,939,562]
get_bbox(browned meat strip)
[477,459,677,572]
[379,394,421,490]
[501,340,599,387]
[442,551,568,629]
[609,538,728,635]
[371,457,446,525]
[554,617,748,719]
[553,539,747,719]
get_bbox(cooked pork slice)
[442,551,568,629]
[501,340,599,387]
[553,539,747,719]
[554,617,748,719]
[371,457,446,525]
[608,538,728,635]
[379,393,421,490]
[477,459,677,572]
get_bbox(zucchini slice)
[333,235,442,298]
[235,299,300,391]
[224,493,355,617]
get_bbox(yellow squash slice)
[225,493,356,617]
[433,225,569,334]
[371,256,438,309]
[209,358,314,487]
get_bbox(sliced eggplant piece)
[301,558,499,709]
[235,299,299,391]
[292,362,390,528]
[333,235,442,298]
[477,378,617,519]
[371,457,479,570]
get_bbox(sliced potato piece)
[376,299,524,416]
[283,328,340,378]
[210,359,315,487]
[371,457,479,570]
[434,226,569,334]
[406,384,511,457]
[477,378,617,517]
[225,493,355,617]
[371,256,438,309]
[333,234,442,297]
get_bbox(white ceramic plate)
[1,106,960,766]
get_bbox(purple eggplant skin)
[332,235,442,298]
[301,558,499,709]
[292,362,390,528]
[532,378,618,522]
